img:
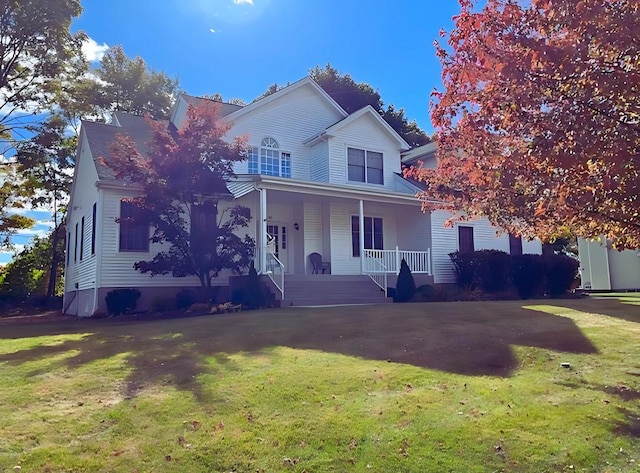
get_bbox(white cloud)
[210,28,217,33]
[0,243,26,257]
[233,0,254,5]
[82,37,110,62]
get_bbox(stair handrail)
[266,251,285,300]
[364,257,388,295]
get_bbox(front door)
[267,224,289,272]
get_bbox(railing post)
[395,246,400,274]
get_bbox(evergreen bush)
[395,258,417,302]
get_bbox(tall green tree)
[15,45,180,295]
[0,0,83,149]
[0,0,80,247]
[0,232,64,300]
[107,103,255,287]
[98,45,179,120]
[260,65,430,147]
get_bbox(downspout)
[91,187,105,315]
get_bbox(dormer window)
[347,147,383,184]
[247,137,292,178]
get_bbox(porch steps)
[281,274,391,306]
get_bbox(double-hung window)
[119,201,149,252]
[347,147,383,184]
[248,137,292,178]
[351,216,383,257]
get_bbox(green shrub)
[395,258,417,302]
[449,251,477,288]
[105,288,141,315]
[511,254,545,299]
[543,255,579,296]
[449,250,510,292]
[176,288,202,309]
[151,296,175,313]
[474,250,511,292]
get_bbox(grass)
[0,295,638,472]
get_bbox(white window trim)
[346,146,385,185]
[350,214,385,257]
[455,223,475,253]
[248,138,292,177]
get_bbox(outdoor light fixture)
[294,223,299,231]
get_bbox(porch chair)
[309,252,331,274]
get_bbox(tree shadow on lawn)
[556,380,640,438]
[0,302,601,401]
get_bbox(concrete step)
[279,274,391,306]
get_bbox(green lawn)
[0,295,639,472]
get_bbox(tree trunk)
[46,223,64,298]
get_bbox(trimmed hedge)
[511,254,545,299]
[449,250,511,292]
[449,250,578,299]
[105,288,141,315]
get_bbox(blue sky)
[2,0,461,264]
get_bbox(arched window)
[247,137,291,178]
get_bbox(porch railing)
[363,247,431,275]
[265,251,285,300]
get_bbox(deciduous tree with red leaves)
[407,0,640,248]
[107,103,255,287]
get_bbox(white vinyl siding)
[309,141,329,182]
[431,210,543,283]
[99,191,261,288]
[228,82,344,180]
[328,112,402,190]
[64,132,99,293]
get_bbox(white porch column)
[359,199,365,274]
[260,188,267,273]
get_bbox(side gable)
[325,105,411,151]
[171,94,244,129]
[401,141,437,168]
[226,77,348,122]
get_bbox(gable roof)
[315,105,411,150]
[225,76,348,122]
[401,141,437,165]
[180,95,244,117]
[81,112,171,182]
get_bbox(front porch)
[232,176,433,302]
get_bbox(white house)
[63,77,541,316]
[577,238,640,291]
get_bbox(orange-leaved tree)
[406,0,640,248]
[107,103,255,287]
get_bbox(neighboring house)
[401,143,542,284]
[577,238,640,291]
[63,77,540,316]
